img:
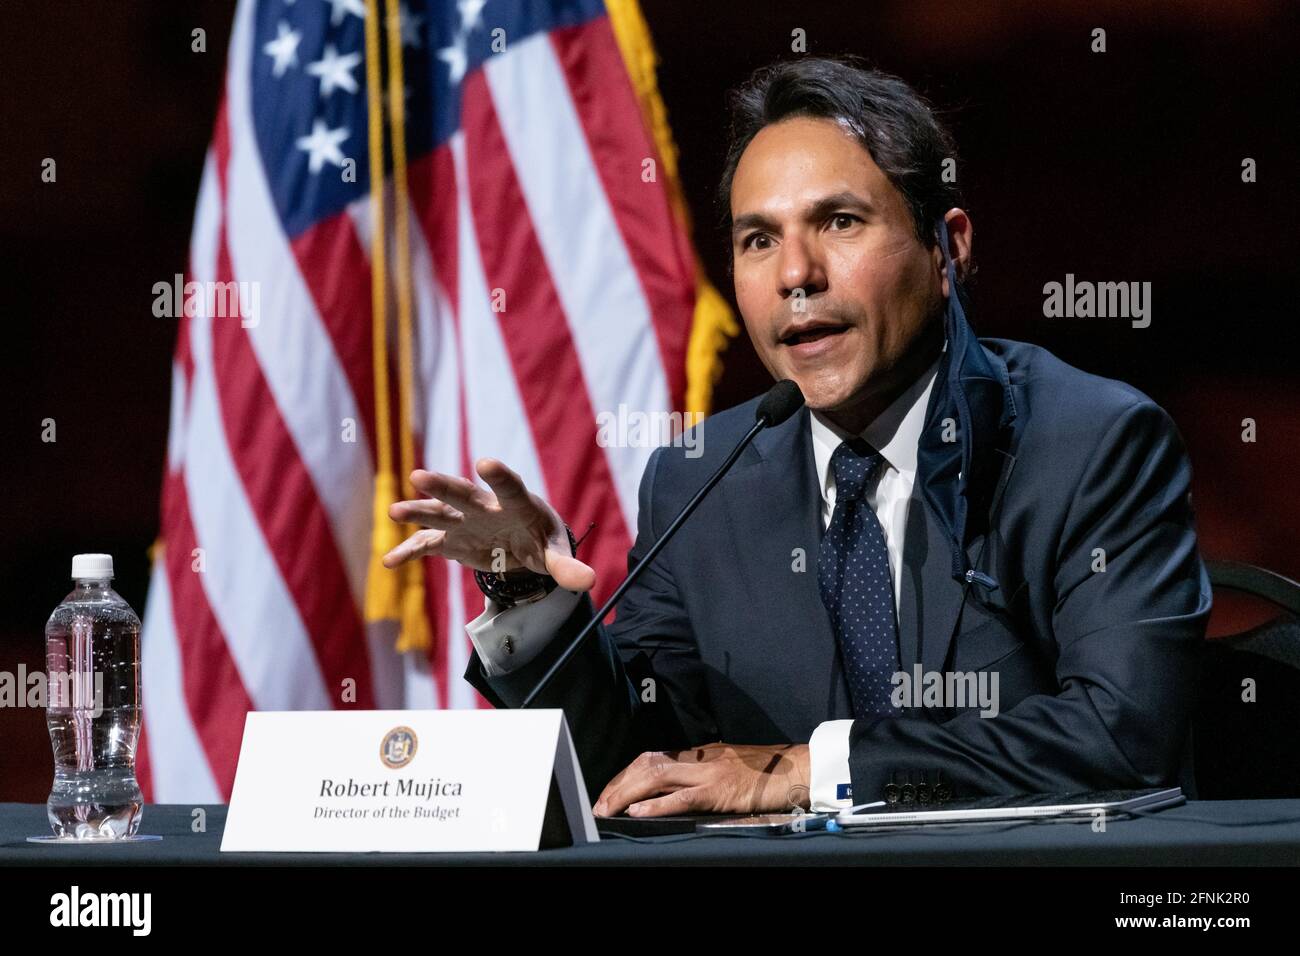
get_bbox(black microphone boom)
[520,380,806,708]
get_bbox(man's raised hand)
[382,458,597,593]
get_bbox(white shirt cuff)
[465,586,584,677]
[809,719,855,811]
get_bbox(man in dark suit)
[383,57,1210,817]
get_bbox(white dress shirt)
[466,359,941,813]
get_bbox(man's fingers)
[382,529,445,569]
[593,753,702,816]
[625,787,710,818]
[475,458,529,505]
[389,498,464,530]
[545,552,597,593]
[409,469,490,511]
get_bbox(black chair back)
[1194,561,1300,799]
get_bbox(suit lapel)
[898,491,968,674]
[719,406,850,714]
[901,446,1018,675]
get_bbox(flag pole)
[362,0,404,626]
[384,0,431,653]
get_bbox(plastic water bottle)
[43,554,143,839]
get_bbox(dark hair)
[717,56,967,269]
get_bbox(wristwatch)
[472,524,578,609]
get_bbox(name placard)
[220,709,598,853]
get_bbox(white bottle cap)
[71,553,114,579]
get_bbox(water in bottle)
[43,553,143,839]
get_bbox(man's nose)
[778,235,828,301]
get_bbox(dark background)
[2,0,1296,800]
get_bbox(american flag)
[138,0,731,802]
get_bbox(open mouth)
[781,325,850,347]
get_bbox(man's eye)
[743,233,771,250]
[828,213,860,230]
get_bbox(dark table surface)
[3,800,1300,866]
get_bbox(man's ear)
[943,208,974,285]
[932,208,974,298]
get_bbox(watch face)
[512,587,552,605]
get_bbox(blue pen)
[780,814,834,833]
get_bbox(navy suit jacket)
[466,332,1212,807]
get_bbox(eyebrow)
[730,191,876,239]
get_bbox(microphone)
[521,379,805,708]
[754,378,804,428]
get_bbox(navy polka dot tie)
[818,438,901,719]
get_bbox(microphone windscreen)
[755,379,805,427]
